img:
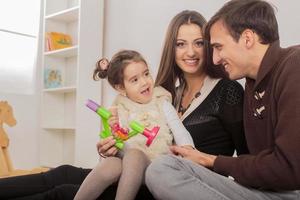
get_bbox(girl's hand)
[108,106,118,127]
[170,145,217,168]
[96,106,122,158]
[96,136,118,157]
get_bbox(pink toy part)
[143,126,160,146]
[111,123,130,140]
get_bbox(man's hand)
[170,145,217,168]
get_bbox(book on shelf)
[45,32,72,51]
[44,68,63,89]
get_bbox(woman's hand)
[96,136,118,157]
[170,145,217,168]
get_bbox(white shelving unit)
[43,46,78,57]
[40,0,104,168]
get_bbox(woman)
[145,10,249,199]
[154,10,248,156]
[0,10,247,200]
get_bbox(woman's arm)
[220,80,249,155]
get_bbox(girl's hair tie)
[98,58,109,70]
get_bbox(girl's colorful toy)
[86,99,159,149]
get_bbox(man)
[145,0,300,199]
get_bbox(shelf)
[45,6,79,22]
[42,126,76,131]
[44,46,78,58]
[40,0,104,168]
[43,86,76,93]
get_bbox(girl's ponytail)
[93,58,109,80]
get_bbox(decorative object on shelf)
[44,68,63,89]
[45,32,72,51]
[0,101,48,177]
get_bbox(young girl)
[74,50,194,200]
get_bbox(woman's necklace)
[178,90,201,115]
[178,74,206,116]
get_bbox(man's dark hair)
[205,0,279,44]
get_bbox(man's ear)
[115,85,126,96]
[242,29,255,48]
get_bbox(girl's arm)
[162,100,194,147]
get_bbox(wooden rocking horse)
[0,101,48,177]
[0,101,16,176]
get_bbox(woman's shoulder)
[217,79,244,105]
[217,79,244,93]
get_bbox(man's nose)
[212,49,222,65]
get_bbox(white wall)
[0,1,43,169]
[269,0,300,47]
[102,0,300,106]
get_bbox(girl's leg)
[0,165,90,199]
[74,157,122,200]
[115,149,150,200]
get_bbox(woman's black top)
[182,79,249,156]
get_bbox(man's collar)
[254,40,281,89]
